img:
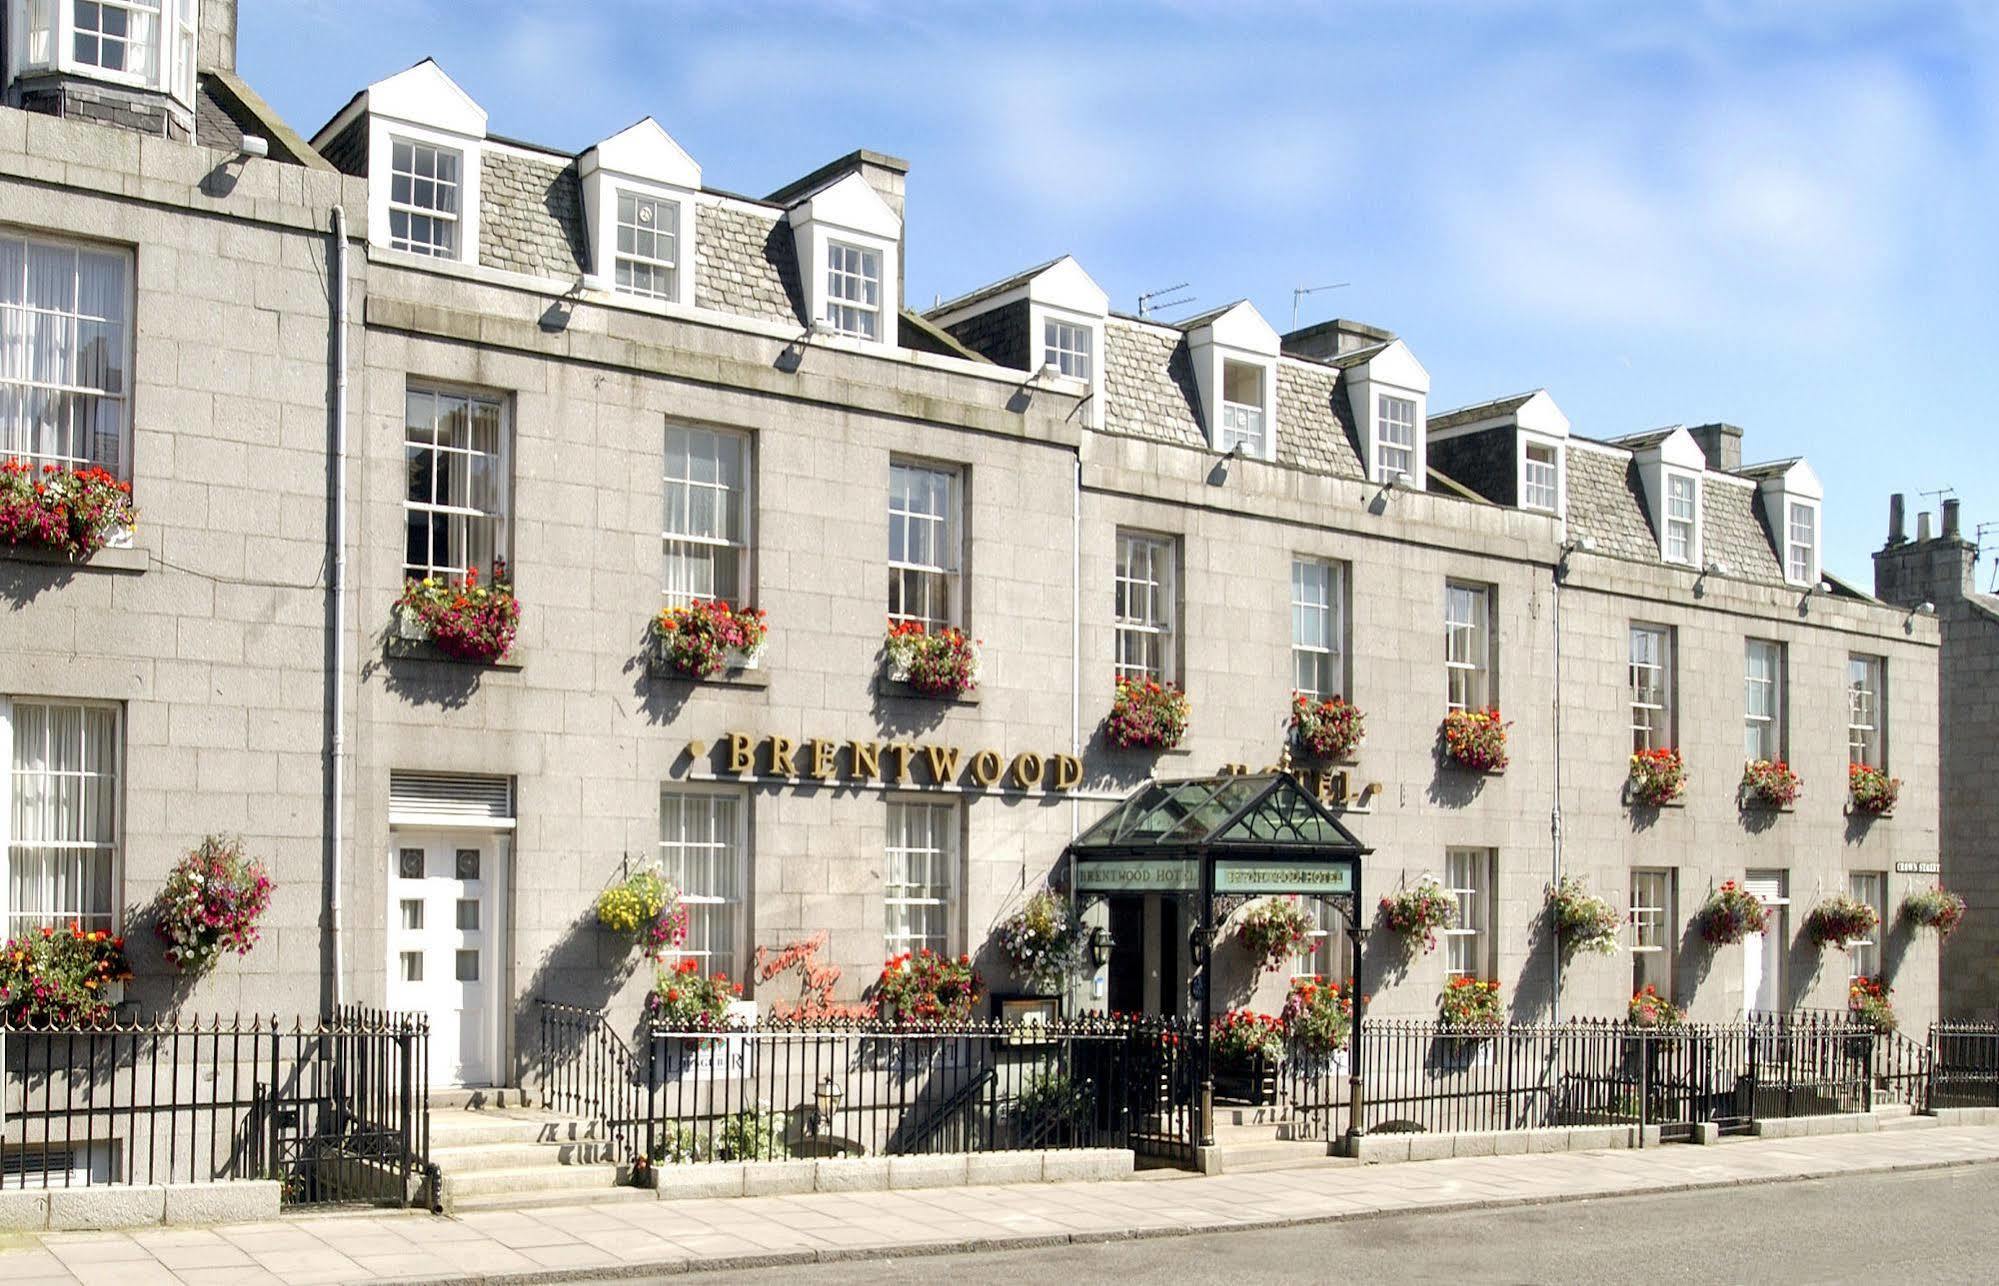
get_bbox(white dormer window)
[1786,501,1816,585]
[614,191,678,300]
[1664,474,1696,562]
[1377,395,1417,480]
[10,0,197,108]
[388,138,461,258]
[824,240,882,340]
[1220,360,1267,455]
[1522,441,1560,512]
[1044,318,1091,379]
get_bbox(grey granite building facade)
[0,21,1945,1090]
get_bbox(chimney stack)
[197,0,237,74]
[1888,493,1907,545]
[1944,497,1962,540]
[1688,423,1744,473]
[1279,319,1397,362]
[1875,493,1977,607]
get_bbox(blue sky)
[253,1,1998,584]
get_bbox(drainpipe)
[328,202,350,1010]
[1549,557,1565,1025]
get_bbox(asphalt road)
[664,1164,1999,1285]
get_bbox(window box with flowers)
[156,836,275,975]
[1698,880,1770,946]
[881,620,982,702]
[0,926,134,1027]
[0,458,143,571]
[649,959,743,1033]
[1211,1009,1286,1104]
[995,889,1086,993]
[1236,897,1314,973]
[1805,892,1879,951]
[1105,676,1190,752]
[1627,748,1686,808]
[392,561,522,666]
[1848,764,1900,817]
[649,599,769,686]
[1547,876,1620,958]
[1291,693,1365,762]
[1281,976,1354,1060]
[872,949,981,1024]
[1902,886,1966,939]
[1848,975,1897,1033]
[1439,708,1509,773]
[1438,976,1505,1036]
[596,867,689,963]
[1739,759,1801,811]
[1379,879,1456,955]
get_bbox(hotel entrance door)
[1105,894,1185,1018]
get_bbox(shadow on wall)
[1785,932,1824,1011]
[1842,810,1881,848]
[1882,918,1913,985]
[627,645,695,727]
[366,637,483,711]
[0,559,77,607]
[1512,908,1557,1022]
[1737,804,1783,837]
[516,886,654,1074]
[1673,919,1717,1008]
[1424,750,1487,810]
[1363,924,1417,992]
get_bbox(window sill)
[876,677,982,706]
[647,655,770,689]
[0,543,148,574]
[1737,799,1795,815]
[1626,792,1687,810]
[383,637,525,671]
[1107,742,1192,758]
[1844,804,1893,820]
[1441,760,1504,777]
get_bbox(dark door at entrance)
[1107,897,1144,1015]
[1159,897,1182,1018]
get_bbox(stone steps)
[1205,1138,1354,1175]
[425,1091,632,1211]
[440,1162,626,1200]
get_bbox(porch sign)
[1213,861,1354,895]
[1074,859,1200,892]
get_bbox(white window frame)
[1629,624,1674,752]
[1847,871,1885,980]
[386,135,463,259]
[1291,557,1345,701]
[1664,472,1698,564]
[1744,638,1786,762]
[403,385,510,585]
[1786,500,1817,586]
[824,239,882,341]
[1630,868,1675,997]
[1290,896,1351,981]
[365,117,483,268]
[887,459,962,630]
[613,189,679,302]
[661,424,752,608]
[8,0,197,108]
[1043,318,1091,381]
[1522,440,1560,513]
[884,798,957,957]
[1115,530,1178,683]
[1444,581,1492,712]
[1218,359,1267,457]
[1,698,122,935]
[1847,654,1885,768]
[1376,394,1417,482]
[0,230,134,480]
[659,788,748,975]
[1442,849,1493,980]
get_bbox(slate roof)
[926,256,1064,319]
[1564,447,1665,563]
[692,205,805,326]
[1429,392,1537,432]
[480,150,588,279]
[1702,478,1786,582]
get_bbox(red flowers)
[872,948,981,1023]
[1628,748,1686,807]
[1849,763,1900,815]
[0,457,136,559]
[1106,676,1190,751]
[0,924,133,1027]
[398,560,520,662]
[1210,1008,1287,1067]
[1291,693,1366,761]
[1740,759,1801,808]
[649,959,741,1029]
[1438,977,1505,1032]
[884,620,981,697]
[655,599,769,678]
[1440,708,1509,772]
[1699,880,1771,946]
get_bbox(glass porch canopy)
[1067,773,1370,896]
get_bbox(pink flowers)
[884,620,981,697]
[0,925,133,1027]
[156,836,274,974]
[1106,676,1190,751]
[654,599,769,678]
[397,561,520,663]
[1740,759,1802,808]
[1291,693,1366,761]
[1440,708,1509,772]
[0,457,136,559]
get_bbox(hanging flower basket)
[0,926,133,1027]
[1547,876,1621,956]
[1848,763,1900,816]
[1291,693,1365,761]
[1740,759,1801,809]
[1848,975,1897,1033]
[595,867,689,962]
[1698,880,1770,946]
[156,835,275,974]
[652,599,768,678]
[1440,708,1509,772]
[1628,748,1686,807]
[1627,985,1684,1029]
[1438,977,1505,1034]
[1105,676,1189,751]
[996,889,1086,992]
[648,959,741,1031]
[884,620,981,697]
[1805,893,1879,950]
[873,949,981,1023]
[1281,976,1354,1057]
[0,458,136,559]
[1379,879,1456,954]
[1902,886,1967,939]
[396,561,520,663]
[1236,897,1314,973]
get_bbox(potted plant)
[1848,975,1896,1033]
[1291,693,1365,761]
[0,458,136,559]
[595,867,689,962]
[1281,976,1354,1059]
[1627,748,1686,807]
[1437,976,1505,1035]
[873,949,981,1023]
[0,926,133,1027]
[156,835,275,974]
[1236,897,1315,973]
[1440,708,1509,772]
[995,889,1086,992]
[1739,759,1802,809]
[1105,676,1190,751]
[1627,985,1684,1030]
[883,620,982,697]
[1848,763,1900,816]
[396,560,521,663]
[1805,892,1879,951]
[1698,880,1770,946]
[1210,1009,1286,1104]
[648,958,741,1031]
[1009,1072,1095,1146]
[1547,876,1621,957]
[651,598,768,678]
[1902,886,1967,939]
[1379,879,1456,954]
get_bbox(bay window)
[2,699,120,934]
[1044,319,1091,380]
[659,789,746,974]
[404,387,508,584]
[887,460,960,630]
[1522,441,1560,513]
[1787,501,1817,586]
[11,0,197,108]
[1443,848,1493,980]
[1218,360,1267,456]
[885,799,955,956]
[1630,868,1675,997]
[662,425,750,607]
[0,233,131,477]
[1664,473,1697,564]
[1376,394,1416,481]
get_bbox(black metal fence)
[537,1003,1200,1168]
[1,1010,431,1206]
[1932,1021,1999,1107]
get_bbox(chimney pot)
[1888,493,1907,545]
[1944,497,1962,540]
[1918,511,1933,542]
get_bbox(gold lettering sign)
[707,734,1090,794]
[1011,752,1043,789]
[923,745,962,780]
[727,733,755,775]
[1053,755,1082,790]
[969,750,1003,787]
[850,740,881,781]
[769,736,798,777]
[808,738,837,781]
[888,742,917,786]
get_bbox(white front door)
[1742,871,1788,1018]
[387,832,506,1088]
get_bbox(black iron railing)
[1932,1021,1999,1107]
[1,1010,430,1206]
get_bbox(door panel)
[388,833,503,1088]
